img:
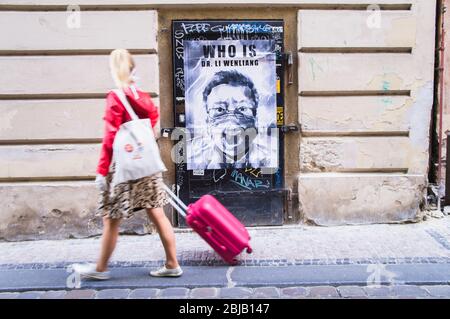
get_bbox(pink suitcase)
[163,185,252,265]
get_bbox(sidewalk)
[1,217,450,266]
[1,216,450,298]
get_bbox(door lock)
[160,127,175,138]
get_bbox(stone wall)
[297,0,436,224]
[0,5,160,240]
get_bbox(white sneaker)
[149,265,183,277]
[72,263,111,280]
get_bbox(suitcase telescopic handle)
[162,184,189,218]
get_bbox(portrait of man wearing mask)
[187,70,275,169]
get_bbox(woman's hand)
[95,174,107,192]
[153,125,161,140]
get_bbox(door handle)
[283,51,294,85]
[280,123,300,133]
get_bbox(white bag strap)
[113,88,139,121]
[162,184,188,218]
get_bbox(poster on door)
[183,39,278,170]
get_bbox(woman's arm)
[147,95,161,139]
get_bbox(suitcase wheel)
[246,247,253,254]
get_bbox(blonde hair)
[109,49,136,89]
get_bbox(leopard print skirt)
[97,162,169,219]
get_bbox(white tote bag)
[110,89,167,189]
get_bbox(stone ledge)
[298,173,426,225]
[0,182,152,241]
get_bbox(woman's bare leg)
[96,216,121,272]
[146,207,179,269]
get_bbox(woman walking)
[73,49,182,280]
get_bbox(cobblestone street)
[1,217,450,298]
[1,284,450,299]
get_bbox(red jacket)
[97,86,159,176]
